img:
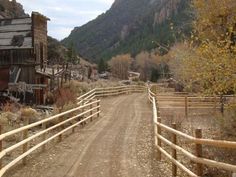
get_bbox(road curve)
[5,93,158,177]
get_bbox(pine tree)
[98,58,107,73]
[67,42,78,64]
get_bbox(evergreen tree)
[150,69,161,82]
[67,42,78,64]
[98,58,107,73]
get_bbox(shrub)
[20,107,39,123]
[1,102,21,112]
[0,112,21,142]
[55,87,77,109]
[218,104,236,137]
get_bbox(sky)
[17,0,114,40]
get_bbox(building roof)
[0,17,32,50]
[0,12,49,51]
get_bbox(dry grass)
[217,104,236,137]
[0,105,39,135]
[65,80,122,95]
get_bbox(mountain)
[62,0,192,63]
[47,36,69,64]
[0,0,27,18]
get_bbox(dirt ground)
[4,93,165,177]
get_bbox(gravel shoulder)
[4,93,161,177]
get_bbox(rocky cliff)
[62,0,192,62]
[0,0,27,18]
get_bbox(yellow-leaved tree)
[170,0,236,95]
[109,54,132,80]
[135,51,162,81]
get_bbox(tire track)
[4,93,156,177]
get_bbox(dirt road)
[5,93,159,177]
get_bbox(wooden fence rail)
[0,85,145,176]
[156,94,236,118]
[148,87,236,177]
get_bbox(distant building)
[0,12,50,104]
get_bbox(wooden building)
[0,12,50,104]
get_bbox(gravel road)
[5,93,160,177]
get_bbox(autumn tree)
[134,51,169,81]
[192,0,236,46]
[169,0,236,94]
[109,54,132,79]
[192,0,236,94]
[168,43,197,91]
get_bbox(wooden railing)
[148,87,236,177]
[156,94,235,117]
[0,85,145,176]
[77,85,145,104]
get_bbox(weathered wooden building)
[0,12,50,104]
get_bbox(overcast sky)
[17,0,114,40]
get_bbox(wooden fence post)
[154,122,158,148]
[155,98,160,116]
[97,99,100,118]
[22,117,29,165]
[58,109,63,142]
[42,122,46,152]
[185,96,188,118]
[157,110,161,117]
[214,96,217,115]
[77,103,82,128]
[153,100,158,150]
[72,119,76,133]
[90,100,93,122]
[101,88,104,97]
[0,125,2,169]
[81,100,86,127]
[172,123,177,177]
[195,128,203,176]
[157,117,162,160]
[155,85,157,95]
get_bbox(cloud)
[48,26,73,40]
[96,0,115,5]
[17,0,114,40]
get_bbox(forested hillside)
[62,0,192,63]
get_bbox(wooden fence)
[156,94,235,117]
[0,85,145,177]
[148,88,236,177]
[77,85,145,104]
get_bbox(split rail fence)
[0,85,145,177]
[156,94,235,117]
[148,87,236,177]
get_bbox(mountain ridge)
[62,0,192,63]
